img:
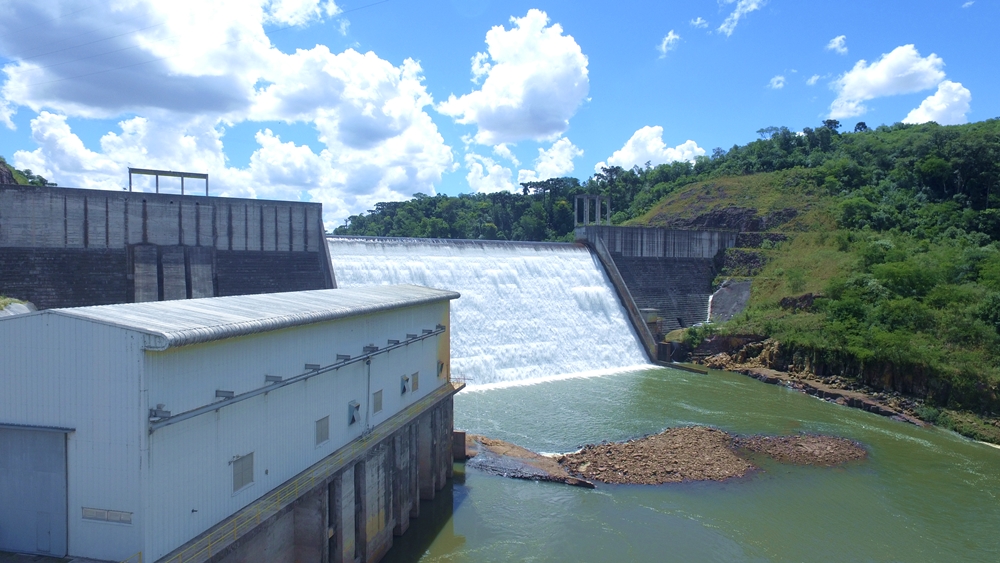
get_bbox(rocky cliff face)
[0,163,16,185]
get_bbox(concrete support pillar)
[330,465,356,563]
[417,414,435,500]
[354,460,368,563]
[584,197,590,227]
[293,485,326,563]
[392,427,412,536]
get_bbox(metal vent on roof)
[406,333,418,339]
[265,375,282,384]
[388,339,400,345]
[305,363,321,371]
[337,354,351,362]
[363,344,379,353]
[216,390,235,399]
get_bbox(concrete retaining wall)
[576,226,736,335]
[0,185,335,308]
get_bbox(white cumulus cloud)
[690,17,709,28]
[464,153,516,193]
[0,0,453,227]
[768,75,785,89]
[492,143,519,166]
[595,126,705,172]
[437,9,589,145]
[806,74,821,86]
[903,80,972,125]
[829,44,946,119]
[266,0,341,26]
[517,137,583,184]
[657,30,681,57]
[718,0,765,37]
[826,35,848,55]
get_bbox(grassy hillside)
[641,165,1000,442]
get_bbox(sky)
[1,0,997,228]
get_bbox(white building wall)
[0,314,144,561]
[142,302,450,560]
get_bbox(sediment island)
[465,426,867,487]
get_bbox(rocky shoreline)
[699,345,927,427]
[464,427,867,487]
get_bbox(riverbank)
[696,339,1000,445]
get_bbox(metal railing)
[154,381,464,563]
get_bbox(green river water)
[384,367,1000,563]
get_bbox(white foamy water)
[327,237,651,385]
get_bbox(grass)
[629,169,835,231]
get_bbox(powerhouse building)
[0,285,461,562]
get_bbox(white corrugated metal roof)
[28,285,458,350]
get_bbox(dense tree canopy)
[335,119,1000,243]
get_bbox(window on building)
[412,372,419,391]
[233,453,254,492]
[373,389,383,413]
[316,416,330,445]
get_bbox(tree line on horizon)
[334,118,1000,243]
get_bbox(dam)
[326,237,651,386]
[327,235,1000,563]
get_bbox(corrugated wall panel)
[143,302,449,560]
[0,315,143,561]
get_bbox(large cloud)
[0,0,454,226]
[437,9,589,145]
[595,126,704,172]
[464,153,516,193]
[903,80,972,125]
[517,137,583,184]
[829,45,946,119]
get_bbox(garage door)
[0,426,68,556]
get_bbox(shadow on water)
[381,464,468,563]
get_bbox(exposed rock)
[778,293,819,312]
[709,279,752,322]
[0,163,16,185]
[561,426,753,485]
[735,434,867,466]
[465,434,594,488]
[723,248,768,276]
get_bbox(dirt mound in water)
[735,434,867,466]
[559,427,753,485]
[558,427,867,486]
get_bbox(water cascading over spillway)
[328,237,650,386]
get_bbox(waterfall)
[327,237,651,386]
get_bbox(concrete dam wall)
[576,226,737,334]
[0,185,335,309]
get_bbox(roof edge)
[147,289,459,350]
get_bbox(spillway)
[327,237,650,386]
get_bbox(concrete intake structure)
[0,184,336,309]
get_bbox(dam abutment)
[575,226,737,336]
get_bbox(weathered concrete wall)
[208,396,454,563]
[0,184,335,308]
[576,226,737,335]
[577,226,736,259]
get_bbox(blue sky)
[0,0,996,226]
